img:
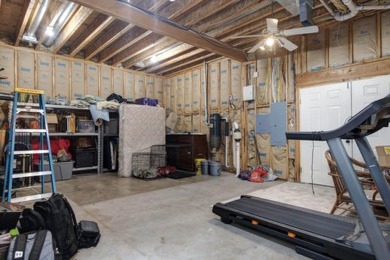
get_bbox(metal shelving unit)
[8,102,102,174]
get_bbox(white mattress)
[118,104,166,177]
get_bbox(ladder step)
[11,193,52,203]
[14,150,49,155]
[15,88,44,95]
[12,171,53,179]
[16,108,44,114]
[15,129,47,133]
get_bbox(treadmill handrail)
[287,95,390,141]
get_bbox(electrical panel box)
[243,85,254,101]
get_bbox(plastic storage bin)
[35,161,74,182]
[72,147,97,168]
[135,98,158,106]
[78,119,95,133]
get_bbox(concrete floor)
[15,171,340,259]
[43,171,339,260]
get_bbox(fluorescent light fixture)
[45,26,54,37]
[151,54,157,63]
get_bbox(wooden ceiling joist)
[84,21,132,60]
[69,15,115,57]
[14,0,36,46]
[72,0,248,62]
[99,28,151,63]
[111,34,167,66]
[52,6,93,53]
[119,0,249,69]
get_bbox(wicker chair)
[325,150,389,221]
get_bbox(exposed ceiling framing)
[0,0,388,76]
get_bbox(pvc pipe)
[203,60,209,125]
[235,141,240,177]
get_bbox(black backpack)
[19,208,46,233]
[33,193,79,259]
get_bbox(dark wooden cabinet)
[166,134,208,172]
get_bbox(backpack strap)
[60,194,78,233]
[12,234,27,259]
[28,230,48,260]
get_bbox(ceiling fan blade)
[230,34,264,39]
[283,25,319,36]
[278,37,298,51]
[248,39,266,53]
[266,18,278,32]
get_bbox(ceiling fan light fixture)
[265,37,275,47]
[276,38,284,48]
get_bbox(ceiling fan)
[233,18,319,53]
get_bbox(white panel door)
[351,75,390,161]
[299,82,352,186]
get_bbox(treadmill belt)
[226,196,356,239]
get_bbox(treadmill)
[213,94,390,260]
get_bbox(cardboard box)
[376,146,390,168]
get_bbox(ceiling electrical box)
[243,85,254,101]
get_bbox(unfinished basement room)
[0,0,390,259]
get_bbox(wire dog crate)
[132,145,166,173]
